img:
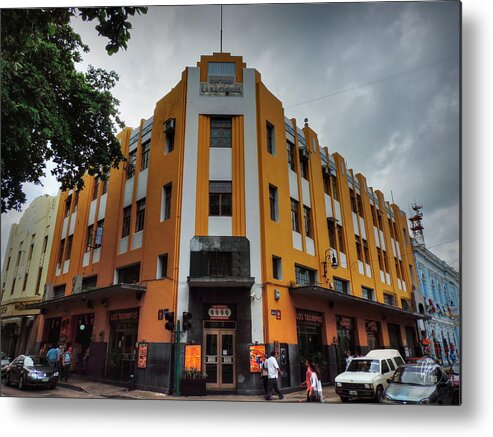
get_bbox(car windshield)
[347,359,380,373]
[392,366,439,386]
[24,357,51,367]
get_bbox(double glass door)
[204,329,235,389]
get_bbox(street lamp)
[322,248,338,277]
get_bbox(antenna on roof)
[220,5,223,53]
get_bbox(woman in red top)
[300,359,313,402]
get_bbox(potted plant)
[180,367,207,396]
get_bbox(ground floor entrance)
[203,327,236,390]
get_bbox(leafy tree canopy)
[1,7,147,213]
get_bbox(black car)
[4,355,59,389]
[382,362,455,405]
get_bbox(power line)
[285,53,459,109]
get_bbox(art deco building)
[1,195,59,358]
[32,53,423,394]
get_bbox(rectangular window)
[58,239,65,265]
[22,273,28,291]
[349,189,357,213]
[121,206,131,238]
[16,243,23,266]
[287,141,296,171]
[272,256,282,280]
[269,185,278,221]
[10,278,16,295]
[266,121,275,155]
[401,299,410,311]
[135,199,146,232]
[383,251,389,273]
[304,206,312,238]
[163,183,172,220]
[331,177,339,201]
[362,287,374,300]
[73,192,79,211]
[127,150,137,179]
[92,178,99,200]
[27,243,34,263]
[35,267,43,295]
[363,239,370,264]
[101,179,108,195]
[384,293,395,306]
[210,117,232,148]
[290,198,300,232]
[357,194,364,218]
[209,181,232,216]
[356,238,363,262]
[395,258,401,279]
[378,251,384,271]
[299,155,309,180]
[86,225,94,252]
[328,219,336,250]
[117,263,141,284]
[66,235,73,260]
[6,257,11,271]
[208,252,232,277]
[54,284,66,298]
[388,219,395,239]
[65,195,72,217]
[141,140,150,170]
[403,228,409,245]
[323,174,330,195]
[158,254,168,279]
[164,118,175,154]
[82,275,98,292]
[42,236,48,254]
[333,277,350,294]
[337,225,345,253]
[94,220,104,249]
[295,265,316,286]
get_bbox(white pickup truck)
[335,349,405,402]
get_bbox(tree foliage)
[1,7,147,213]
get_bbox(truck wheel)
[340,396,349,402]
[375,385,384,402]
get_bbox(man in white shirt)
[264,351,284,400]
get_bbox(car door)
[381,359,392,388]
[10,356,23,383]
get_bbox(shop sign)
[365,321,379,333]
[185,344,202,371]
[296,309,324,326]
[200,77,243,96]
[249,344,266,373]
[137,342,148,369]
[207,305,233,320]
[109,308,139,323]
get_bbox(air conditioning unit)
[72,275,83,294]
[164,118,176,133]
[300,148,310,160]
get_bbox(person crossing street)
[264,351,284,401]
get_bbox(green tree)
[1,7,147,213]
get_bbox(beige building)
[1,194,59,358]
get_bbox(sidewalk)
[58,376,340,402]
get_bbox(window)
[141,140,150,170]
[331,177,339,201]
[269,185,278,221]
[378,251,384,271]
[383,251,389,272]
[65,195,72,217]
[73,192,79,211]
[349,189,357,213]
[337,225,345,253]
[86,225,94,252]
[117,263,141,284]
[356,238,363,261]
[381,360,390,374]
[27,242,34,263]
[363,239,370,264]
[303,206,312,238]
[6,257,11,270]
[266,122,275,155]
[22,273,29,291]
[401,299,410,311]
[384,293,395,306]
[164,119,175,154]
[209,181,232,216]
[394,356,404,367]
[42,236,48,254]
[16,245,22,267]
[388,219,395,238]
[127,150,137,179]
[66,235,73,260]
[208,252,232,277]
[357,194,364,218]
[54,284,66,298]
[163,183,172,220]
[323,173,330,195]
[272,256,282,280]
[295,265,316,286]
[403,228,409,245]
[10,278,16,294]
[290,198,300,232]
[82,275,98,291]
[92,178,99,200]
[299,153,309,179]
[58,239,65,265]
[35,267,43,295]
[121,206,131,238]
[333,277,349,294]
[362,287,374,300]
[387,358,396,371]
[210,117,232,148]
[158,254,168,279]
[94,220,104,249]
[135,199,146,232]
[101,179,108,195]
[287,141,296,171]
[327,219,336,250]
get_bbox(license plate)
[349,390,358,396]
[42,377,49,382]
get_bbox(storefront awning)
[25,283,147,310]
[188,276,255,288]
[290,285,430,320]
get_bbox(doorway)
[203,329,236,390]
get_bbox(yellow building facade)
[34,53,422,394]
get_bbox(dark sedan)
[382,362,455,405]
[4,355,59,389]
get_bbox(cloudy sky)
[1,1,460,269]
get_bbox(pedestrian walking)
[260,354,269,398]
[300,359,313,402]
[264,351,284,401]
[308,362,324,403]
[46,344,58,367]
[61,347,72,382]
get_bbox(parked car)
[382,362,455,405]
[335,349,405,402]
[4,355,59,389]
[1,352,12,378]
